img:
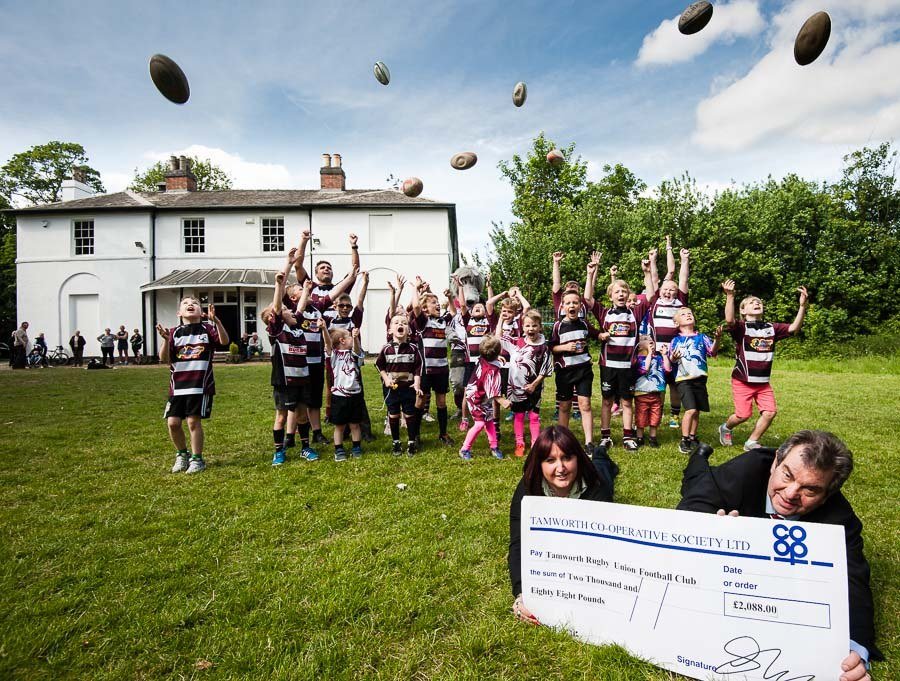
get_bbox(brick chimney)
[320,152,345,191]
[164,155,197,192]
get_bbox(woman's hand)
[512,595,540,625]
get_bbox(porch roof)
[141,268,298,291]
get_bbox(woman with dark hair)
[508,425,618,624]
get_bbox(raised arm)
[208,304,229,346]
[722,279,736,326]
[512,287,531,313]
[644,248,658,298]
[349,232,360,273]
[788,286,809,334]
[351,327,362,355]
[319,318,332,353]
[453,274,469,316]
[584,250,601,307]
[156,324,170,363]
[678,248,690,294]
[551,251,564,295]
[411,280,422,317]
[443,288,456,314]
[327,265,360,302]
[296,279,312,315]
[356,270,369,311]
[665,235,676,281]
[292,229,312,282]
[710,325,722,358]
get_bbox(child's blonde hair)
[501,297,520,312]
[673,307,694,326]
[738,296,763,318]
[260,305,276,324]
[636,335,654,355]
[606,279,632,297]
[479,335,502,361]
[523,308,542,325]
[329,327,350,345]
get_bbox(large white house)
[12,154,459,356]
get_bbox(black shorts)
[117,340,128,351]
[676,376,709,412]
[331,392,365,425]
[510,387,543,413]
[555,364,593,401]
[463,362,476,386]
[306,363,325,409]
[421,372,449,395]
[385,385,417,416]
[273,384,308,411]
[164,394,213,420]
[500,366,509,395]
[600,365,635,400]
[665,368,678,387]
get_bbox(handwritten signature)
[714,636,815,681]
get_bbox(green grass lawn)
[1,358,897,680]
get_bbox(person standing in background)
[69,330,86,367]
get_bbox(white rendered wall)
[16,212,152,355]
[17,205,453,356]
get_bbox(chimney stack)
[164,153,198,192]
[61,166,95,201]
[320,152,346,191]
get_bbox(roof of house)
[141,268,298,290]
[8,188,454,214]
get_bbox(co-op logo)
[772,524,808,565]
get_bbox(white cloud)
[143,145,295,189]
[693,1,900,151]
[635,1,765,67]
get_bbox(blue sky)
[2,0,899,254]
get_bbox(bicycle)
[47,345,71,366]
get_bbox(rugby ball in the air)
[402,177,423,197]
[149,54,190,104]
[678,1,714,35]
[794,12,831,66]
[546,148,565,167]
[512,81,527,107]
[374,61,391,85]
[450,152,478,170]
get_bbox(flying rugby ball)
[149,54,190,104]
[402,177,423,197]
[794,11,831,66]
[374,61,391,85]
[450,152,478,170]
[678,1,714,35]
[512,81,527,107]
[546,148,565,167]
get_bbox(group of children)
[157,230,809,472]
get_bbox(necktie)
[770,513,784,520]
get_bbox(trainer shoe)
[491,447,504,460]
[392,440,402,455]
[301,447,320,462]
[572,410,582,422]
[668,415,680,429]
[272,449,286,466]
[599,437,613,451]
[635,436,645,447]
[351,445,363,458]
[186,456,206,474]
[743,439,761,452]
[312,431,328,444]
[648,436,660,448]
[514,442,526,458]
[505,411,514,422]
[678,438,694,455]
[423,413,435,423]
[623,437,639,452]
[171,453,189,473]
[459,449,473,461]
[458,418,469,432]
[438,434,454,446]
[718,423,733,446]
[334,448,348,462]
[407,441,418,456]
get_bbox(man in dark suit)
[678,430,880,681]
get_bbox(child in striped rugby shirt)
[719,279,808,451]
[158,296,228,474]
[376,314,424,455]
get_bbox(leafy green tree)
[128,156,233,192]
[0,142,104,206]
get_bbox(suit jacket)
[508,477,612,598]
[677,448,881,660]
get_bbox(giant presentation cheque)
[521,498,849,680]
